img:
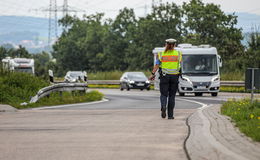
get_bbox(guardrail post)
[251,68,254,103]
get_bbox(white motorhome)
[1,57,35,74]
[152,44,222,96]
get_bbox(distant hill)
[0,16,61,53]
[0,16,50,37]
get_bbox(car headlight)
[129,80,135,84]
[145,80,150,84]
[211,76,220,82]
[71,78,77,82]
[181,76,192,84]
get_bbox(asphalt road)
[0,89,246,160]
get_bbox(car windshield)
[69,72,83,78]
[127,72,147,80]
[182,55,218,75]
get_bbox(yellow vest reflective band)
[158,50,181,74]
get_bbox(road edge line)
[30,98,109,110]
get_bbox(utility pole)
[47,0,58,45]
[63,0,68,17]
[31,0,85,46]
[144,4,147,16]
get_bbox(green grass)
[16,90,104,109]
[220,86,260,93]
[220,86,245,92]
[220,71,244,81]
[221,99,260,141]
[88,84,120,89]
[88,71,124,80]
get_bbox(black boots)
[161,107,166,118]
[161,107,174,119]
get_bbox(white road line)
[31,98,109,110]
[177,97,207,109]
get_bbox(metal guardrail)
[88,80,245,87]
[29,83,88,103]
[220,81,244,87]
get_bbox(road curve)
[0,89,225,160]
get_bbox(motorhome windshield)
[182,55,218,75]
[14,67,33,73]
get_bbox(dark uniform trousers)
[159,74,179,117]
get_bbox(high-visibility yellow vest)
[158,50,182,74]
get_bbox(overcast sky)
[0,0,260,19]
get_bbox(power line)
[31,0,85,45]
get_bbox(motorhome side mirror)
[218,55,222,68]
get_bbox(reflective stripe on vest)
[159,50,181,74]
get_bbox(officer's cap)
[165,38,177,44]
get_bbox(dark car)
[120,72,151,91]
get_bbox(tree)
[182,0,244,61]
[125,2,182,70]
[32,52,51,78]
[0,45,31,59]
[244,31,260,68]
[51,1,247,74]
[0,47,8,60]
[53,14,108,75]
[103,8,137,71]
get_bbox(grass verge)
[221,99,260,141]
[220,71,244,81]
[16,90,104,109]
[88,84,120,89]
[220,86,260,93]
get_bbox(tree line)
[53,0,246,75]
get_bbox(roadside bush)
[0,71,48,106]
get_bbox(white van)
[1,57,35,74]
[152,44,222,96]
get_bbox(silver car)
[120,72,151,91]
[64,71,87,83]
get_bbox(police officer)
[149,38,182,119]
